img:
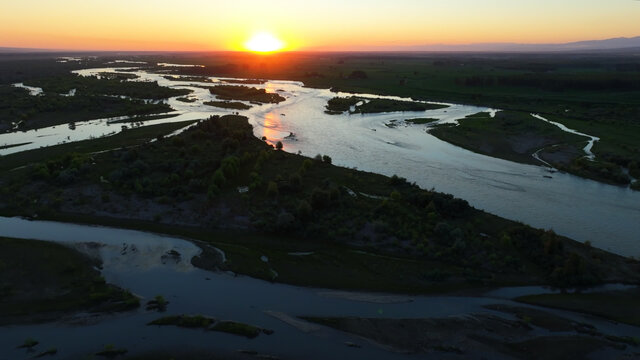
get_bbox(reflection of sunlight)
[263,112,282,149]
[264,82,277,94]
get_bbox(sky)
[1,0,639,51]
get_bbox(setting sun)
[244,32,284,53]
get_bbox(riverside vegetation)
[159,51,640,188]
[0,237,139,325]
[0,53,638,332]
[1,115,637,294]
[0,84,173,132]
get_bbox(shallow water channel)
[0,217,638,360]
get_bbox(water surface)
[1,66,638,257]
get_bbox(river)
[0,64,638,257]
[0,217,637,360]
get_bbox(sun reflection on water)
[262,112,283,149]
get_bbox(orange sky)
[1,0,639,51]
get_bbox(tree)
[297,200,312,219]
[212,169,226,188]
[266,181,279,197]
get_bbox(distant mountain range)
[400,36,640,52]
[0,47,58,53]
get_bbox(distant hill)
[4,36,640,53]
[309,36,640,52]
[421,36,640,52]
[0,47,57,53]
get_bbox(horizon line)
[2,34,640,54]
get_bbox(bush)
[249,172,263,190]
[389,174,407,186]
[276,211,295,229]
[322,155,332,164]
[301,159,313,173]
[297,200,312,219]
[310,188,331,209]
[31,163,50,180]
[275,141,283,150]
[289,173,302,188]
[220,156,239,178]
[172,137,185,147]
[629,161,640,178]
[434,222,451,239]
[221,137,239,153]
[266,181,279,197]
[56,168,78,185]
[212,169,226,188]
[207,184,220,199]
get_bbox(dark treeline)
[25,75,191,100]
[0,85,172,131]
[3,115,634,288]
[457,73,640,91]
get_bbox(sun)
[244,32,285,53]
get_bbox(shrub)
[207,184,220,199]
[297,200,312,219]
[301,159,313,173]
[188,178,205,192]
[189,144,202,155]
[212,169,226,188]
[171,137,185,147]
[310,188,331,209]
[289,173,302,188]
[434,222,451,239]
[56,168,78,185]
[276,211,295,229]
[389,174,407,186]
[31,163,50,180]
[322,155,332,164]
[275,141,283,150]
[249,172,263,190]
[220,156,239,178]
[221,137,239,153]
[329,186,341,201]
[266,181,279,197]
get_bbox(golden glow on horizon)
[244,32,285,53]
[0,1,639,51]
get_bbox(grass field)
[430,111,589,166]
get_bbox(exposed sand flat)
[264,311,322,333]
[317,291,413,304]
